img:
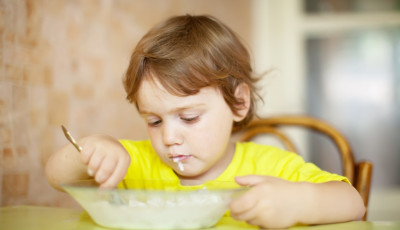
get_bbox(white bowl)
[61,179,247,229]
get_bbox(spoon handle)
[61,125,83,152]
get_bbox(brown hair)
[123,14,259,128]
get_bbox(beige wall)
[0,0,252,208]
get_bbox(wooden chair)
[234,115,373,220]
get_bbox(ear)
[233,83,251,122]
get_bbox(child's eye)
[148,119,162,127]
[181,116,199,123]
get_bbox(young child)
[46,14,365,229]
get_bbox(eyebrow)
[138,103,206,115]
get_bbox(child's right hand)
[79,135,131,188]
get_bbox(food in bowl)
[61,179,246,229]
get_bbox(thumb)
[235,175,268,187]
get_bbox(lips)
[168,154,191,161]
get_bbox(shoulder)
[235,141,306,171]
[230,142,300,176]
[235,142,349,183]
[119,139,153,152]
[119,139,158,159]
[236,141,297,158]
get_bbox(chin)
[175,169,211,183]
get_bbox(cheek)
[147,128,162,150]
[209,123,232,147]
[189,116,232,153]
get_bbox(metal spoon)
[61,125,83,152]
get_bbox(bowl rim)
[60,179,248,193]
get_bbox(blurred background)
[1,0,399,220]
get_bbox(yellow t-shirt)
[118,140,349,189]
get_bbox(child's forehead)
[136,78,222,113]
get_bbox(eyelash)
[147,116,199,127]
[181,116,199,123]
[148,120,162,127]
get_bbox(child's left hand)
[229,175,307,229]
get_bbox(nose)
[161,122,183,146]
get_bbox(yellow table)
[1,206,399,230]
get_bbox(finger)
[95,156,118,184]
[100,155,130,188]
[87,152,105,177]
[231,201,261,222]
[232,196,269,224]
[80,143,96,164]
[235,175,267,187]
[230,189,258,215]
[246,217,262,227]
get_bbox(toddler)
[46,14,365,229]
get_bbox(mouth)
[168,154,191,172]
[168,154,192,162]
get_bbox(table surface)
[1,206,399,230]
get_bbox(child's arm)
[230,175,365,229]
[45,135,131,191]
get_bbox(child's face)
[137,77,242,181]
